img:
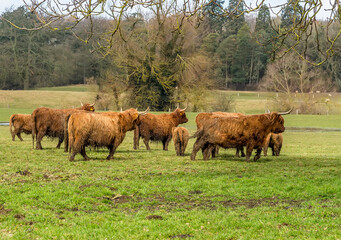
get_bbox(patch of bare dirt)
[16,170,31,176]
[170,234,193,239]
[0,204,11,215]
[146,215,163,220]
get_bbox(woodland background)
[0,0,340,111]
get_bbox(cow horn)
[181,105,188,111]
[80,101,83,106]
[90,103,95,107]
[138,106,149,115]
[266,109,270,114]
[278,107,294,115]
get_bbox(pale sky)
[0,0,334,19]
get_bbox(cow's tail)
[68,117,75,153]
[190,127,204,139]
[9,114,15,140]
[64,114,71,153]
[31,111,37,149]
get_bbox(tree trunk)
[24,32,33,90]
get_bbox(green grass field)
[0,87,340,239]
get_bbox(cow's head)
[268,107,293,134]
[174,107,188,124]
[80,103,95,112]
[125,107,149,131]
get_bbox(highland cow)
[68,108,148,161]
[9,114,32,141]
[133,108,188,151]
[31,103,95,150]
[195,112,245,159]
[263,133,283,156]
[191,109,292,162]
[172,127,189,156]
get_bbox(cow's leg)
[163,135,172,151]
[236,146,245,157]
[81,146,90,161]
[64,134,69,153]
[175,142,180,156]
[191,139,206,160]
[253,148,262,161]
[35,130,45,150]
[17,132,24,141]
[106,145,116,160]
[245,145,254,162]
[133,126,139,150]
[56,136,63,149]
[180,142,185,156]
[143,137,151,150]
[69,138,82,161]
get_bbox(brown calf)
[263,133,283,156]
[133,108,188,151]
[9,114,32,141]
[172,127,189,156]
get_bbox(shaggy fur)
[263,133,283,156]
[172,127,189,156]
[31,103,95,150]
[133,108,188,151]
[9,114,32,141]
[191,113,286,162]
[195,112,245,159]
[68,108,140,161]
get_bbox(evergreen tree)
[204,0,226,34]
[223,0,245,37]
[281,0,302,28]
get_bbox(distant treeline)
[0,1,340,110]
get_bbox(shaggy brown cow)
[68,108,148,161]
[195,112,245,159]
[31,103,95,150]
[172,127,189,156]
[263,133,283,156]
[191,109,292,162]
[9,114,32,141]
[133,108,188,151]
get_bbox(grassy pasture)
[0,87,341,239]
[1,113,341,238]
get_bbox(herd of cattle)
[8,103,292,162]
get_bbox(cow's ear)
[269,112,278,122]
[133,112,139,120]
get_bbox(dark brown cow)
[133,108,188,151]
[263,133,283,156]
[9,114,32,141]
[31,103,95,149]
[191,109,292,162]
[68,108,148,161]
[195,112,245,159]
[172,127,189,156]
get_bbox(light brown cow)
[191,109,292,162]
[9,114,32,141]
[172,127,189,156]
[195,112,245,159]
[68,108,148,161]
[263,133,283,156]
[31,103,95,149]
[133,108,188,151]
